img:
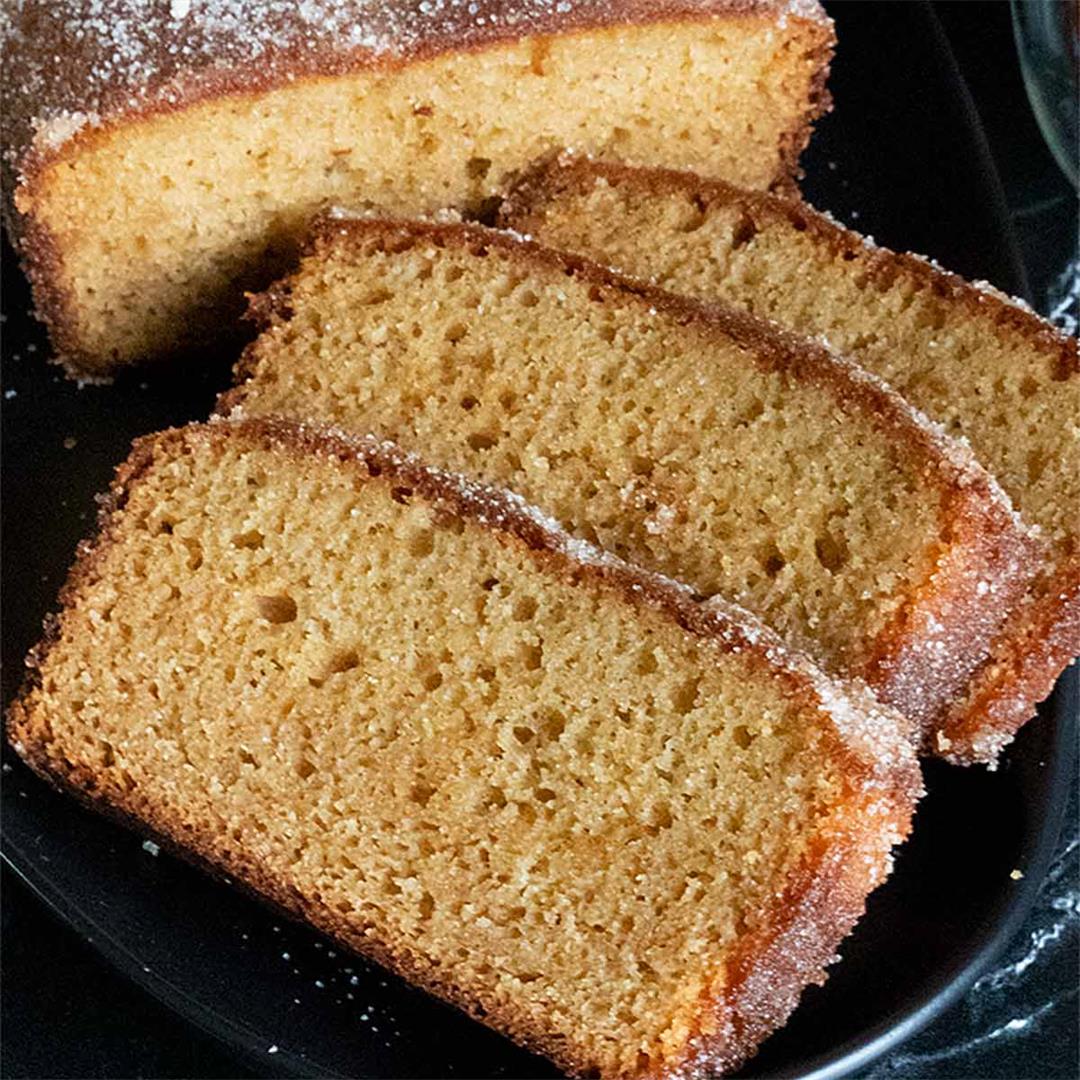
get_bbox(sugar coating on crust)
[1,0,829,170]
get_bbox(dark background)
[2,2,1077,1078]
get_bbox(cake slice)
[498,156,1080,762]
[219,217,1040,758]
[8,418,921,1079]
[0,0,834,377]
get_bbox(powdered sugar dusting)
[328,203,464,225]
[32,109,101,150]
[968,277,1037,315]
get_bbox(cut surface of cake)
[0,0,834,377]
[498,156,1080,763]
[8,418,921,1080]
[220,217,1039,754]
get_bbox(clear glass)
[1011,0,1079,187]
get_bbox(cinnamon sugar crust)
[7,417,919,1079]
[497,155,1079,762]
[1,0,829,170]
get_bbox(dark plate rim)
[771,5,1069,1073]
[765,668,1078,1080]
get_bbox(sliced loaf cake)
[498,156,1080,762]
[9,418,920,1079]
[1,0,834,376]
[219,217,1039,757]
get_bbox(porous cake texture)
[0,0,834,376]
[8,418,921,1079]
[499,156,1080,762]
[220,217,1040,754]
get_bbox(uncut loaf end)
[1,0,834,376]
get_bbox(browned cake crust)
[223,215,1042,753]
[498,156,1080,762]
[937,558,1080,761]
[7,417,921,1079]
[0,1,833,376]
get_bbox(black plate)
[2,3,1076,1077]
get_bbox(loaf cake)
[0,0,834,377]
[499,156,1080,762]
[8,417,921,1079]
[219,216,1040,755]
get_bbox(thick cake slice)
[498,157,1080,763]
[9,418,920,1079]
[220,217,1039,757]
[0,0,834,377]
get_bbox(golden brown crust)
[498,156,1079,762]
[771,19,833,189]
[935,559,1080,764]
[861,484,1045,756]
[7,196,99,378]
[676,813,905,1079]
[7,416,919,1078]
[224,215,1041,746]
[2,1,834,378]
